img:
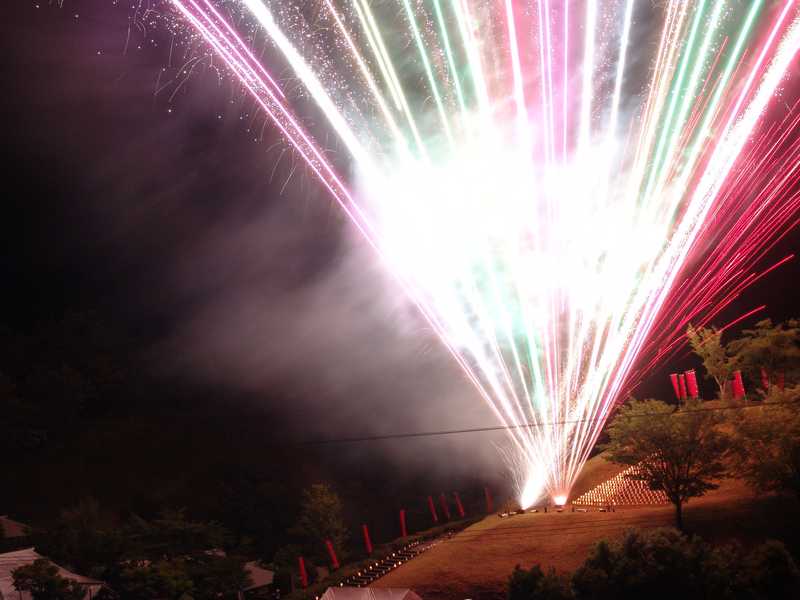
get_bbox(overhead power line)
[297,398,799,446]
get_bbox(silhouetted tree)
[687,325,737,398]
[37,498,127,579]
[508,564,573,600]
[113,559,195,600]
[728,319,800,389]
[12,559,86,600]
[737,539,800,598]
[291,484,349,561]
[569,528,799,600]
[127,508,232,559]
[603,399,731,530]
[731,385,800,498]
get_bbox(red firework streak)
[733,370,746,399]
[362,524,373,555]
[173,0,800,508]
[298,557,308,588]
[439,493,451,520]
[173,0,800,512]
[670,373,681,400]
[686,370,699,398]
[453,493,466,518]
[626,101,800,401]
[484,487,494,513]
[325,540,339,570]
[427,495,439,523]
[399,509,408,537]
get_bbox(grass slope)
[374,454,800,600]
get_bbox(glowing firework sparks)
[166,0,800,506]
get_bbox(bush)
[737,539,800,599]
[571,528,713,600]
[12,559,87,600]
[511,528,800,600]
[572,528,800,600]
[113,559,195,600]
[508,564,572,600]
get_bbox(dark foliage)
[12,559,87,600]
[508,564,573,600]
[508,527,800,600]
[730,386,800,498]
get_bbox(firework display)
[165,0,800,506]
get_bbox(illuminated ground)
[373,455,800,600]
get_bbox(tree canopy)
[291,483,350,561]
[727,319,800,389]
[686,325,737,397]
[603,399,731,530]
[731,385,800,498]
[12,559,87,600]
[508,528,800,600]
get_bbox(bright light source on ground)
[553,495,567,506]
[520,472,545,509]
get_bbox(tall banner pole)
[427,495,439,523]
[669,373,680,400]
[733,370,746,399]
[325,540,340,570]
[685,370,699,399]
[362,524,373,555]
[453,492,465,518]
[439,492,451,520]
[298,556,308,588]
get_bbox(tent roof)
[0,548,103,600]
[243,561,274,590]
[0,516,28,538]
[320,587,423,600]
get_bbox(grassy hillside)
[374,453,800,600]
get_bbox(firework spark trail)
[168,0,800,505]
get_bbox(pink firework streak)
[167,0,800,505]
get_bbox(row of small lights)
[308,536,455,595]
[339,541,423,587]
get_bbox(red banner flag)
[454,492,465,518]
[298,556,308,588]
[761,367,770,391]
[686,370,699,399]
[484,487,493,513]
[399,509,408,537]
[669,373,680,400]
[439,492,451,520]
[325,540,340,570]
[679,374,688,399]
[733,370,745,399]
[778,371,785,391]
[427,495,438,523]
[362,524,373,555]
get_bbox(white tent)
[0,548,104,600]
[320,587,423,600]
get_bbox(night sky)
[4,0,800,482]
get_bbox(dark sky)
[2,1,509,483]
[4,1,800,479]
